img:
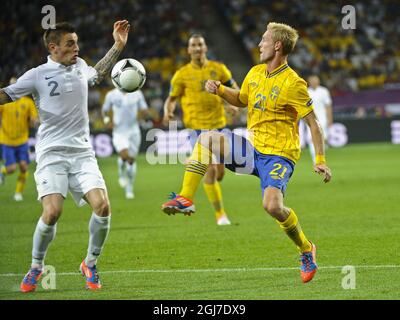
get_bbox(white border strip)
[1,265,399,277]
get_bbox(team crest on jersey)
[270,86,280,100]
[250,81,258,88]
[210,70,217,78]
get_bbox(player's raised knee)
[263,201,284,217]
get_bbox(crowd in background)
[217,0,400,94]
[1,0,399,130]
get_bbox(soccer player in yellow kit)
[162,23,332,283]
[163,34,239,226]
[0,77,38,201]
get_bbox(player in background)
[102,88,150,199]
[0,77,38,201]
[162,23,332,283]
[307,75,333,163]
[0,20,130,292]
[163,34,239,226]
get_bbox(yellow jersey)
[0,96,38,146]
[239,63,314,163]
[170,60,234,130]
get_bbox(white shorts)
[34,148,107,207]
[112,130,141,158]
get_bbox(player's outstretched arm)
[205,80,246,108]
[304,111,332,183]
[0,89,12,105]
[93,20,131,85]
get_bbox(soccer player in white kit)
[102,88,148,199]
[307,75,333,163]
[0,20,130,292]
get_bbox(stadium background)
[1,0,400,301]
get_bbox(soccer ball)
[111,58,146,92]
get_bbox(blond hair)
[267,22,299,55]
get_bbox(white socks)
[30,214,110,270]
[118,157,126,179]
[85,213,111,267]
[31,218,57,269]
[126,162,137,193]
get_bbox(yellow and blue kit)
[0,96,37,165]
[169,60,235,130]
[226,62,314,194]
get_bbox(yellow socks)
[203,181,225,219]
[179,142,211,200]
[1,166,6,175]
[277,209,312,253]
[16,171,28,194]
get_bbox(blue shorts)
[2,143,30,166]
[253,150,294,196]
[222,132,295,196]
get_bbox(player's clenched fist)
[205,80,221,95]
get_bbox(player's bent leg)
[21,194,63,293]
[162,132,228,216]
[263,187,317,282]
[81,188,111,290]
[85,188,110,217]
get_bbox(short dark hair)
[43,22,76,49]
[189,33,205,41]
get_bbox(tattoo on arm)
[93,43,123,85]
[0,89,12,105]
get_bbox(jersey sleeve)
[169,70,184,98]
[287,78,314,118]
[137,90,148,110]
[220,63,234,87]
[102,92,113,113]
[3,68,37,102]
[79,58,98,86]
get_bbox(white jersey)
[3,56,98,160]
[102,88,148,134]
[307,85,332,128]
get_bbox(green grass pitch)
[0,142,399,300]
